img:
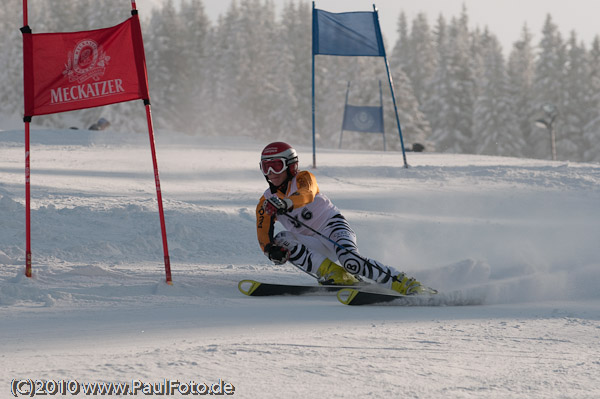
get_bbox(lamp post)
[535,104,558,161]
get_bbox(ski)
[238,279,358,297]
[337,287,438,306]
[238,279,440,305]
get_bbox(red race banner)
[23,16,149,116]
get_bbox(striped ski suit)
[256,170,401,288]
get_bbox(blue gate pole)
[373,5,407,167]
[311,2,317,168]
[379,79,386,151]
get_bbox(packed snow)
[1,127,599,398]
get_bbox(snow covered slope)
[1,128,599,398]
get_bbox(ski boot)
[317,259,359,286]
[391,273,424,295]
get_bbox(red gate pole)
[131,0,172,284]
[24,124,32,277]
[22,0,32,277]
[144,103,172,285]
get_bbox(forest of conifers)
[1,0,599,162]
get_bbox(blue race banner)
[342,105,384,133]
[313,9,385,56]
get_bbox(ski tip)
[337,288,360,305]
[238,279,260,296]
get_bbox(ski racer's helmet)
[260,142,299,177]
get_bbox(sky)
[146,0,600,53]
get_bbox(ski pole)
[280,212,401,284]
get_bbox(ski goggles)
[260,158,288,175]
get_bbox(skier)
[256,141,424,295]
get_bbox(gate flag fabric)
[342,105,384,133]
[22,17,149,117]
[339,80,386,151]
[313,9,384,57]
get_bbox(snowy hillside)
[1,127,599,398]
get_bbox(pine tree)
[390,12,409,73]
[559,32,589,161]
[469,27,486,101]
[407,13,437,108]
[423,15,450,150]
[582,37,600,162]
[145,0,189,132]
[0,6,23,118]
[208,2,244,136]
[425,11,476,153]
[507,25,536,158]
[275,1,312,144]
[313,52,348,148]
[390,12,437,109]
[177,0,211,134]
[473,32,523,156]
[531,15,565,159]
[235,0,281,139]
[386,67,432,151]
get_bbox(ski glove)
[264,197,293,216]
[264,244,290,265]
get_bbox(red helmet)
[260,142,299,177]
